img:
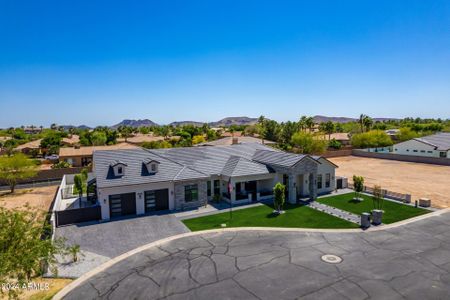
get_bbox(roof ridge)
[146,148,209,177]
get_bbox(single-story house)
[197,136,276,146]
[393,132,450,158]
[61,135,80,147]
[15,139,42,154]
[92,143,337,220]
[117,134,181,145]
[323,133,350,146]
[59,143,139,167]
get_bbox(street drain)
[321,254,343,264]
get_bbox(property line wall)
[352,149,450,166]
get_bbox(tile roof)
[94,143,333,189]
[414,132,450,151]
[197,136,276,146]
[59,143,139,157]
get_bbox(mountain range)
[312,115,400,124]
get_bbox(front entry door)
[245,181,257,202]
[283,174,289,200]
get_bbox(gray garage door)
[109,193,137,218]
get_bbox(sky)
[0,0,449,127]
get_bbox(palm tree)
[258,115,266,144]
[39,125,43,132]
[299,116,307,132]
[359,114,366,133]
[305,117,315,133]
[50,123,57,130]
[363,116,373,132]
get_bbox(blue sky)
[0,0,449,127]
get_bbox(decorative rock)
[419,198,431,207]
[372,210,383,225]
[361,213,371,229]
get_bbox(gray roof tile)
[415,132,450,151]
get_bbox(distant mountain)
[169,121,205,127]
[209,117,258,127]
[111,119,159,129]
[61,125,92,130]
[313,115,400,124]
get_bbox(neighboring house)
[324,133,350,146]
[61,135,80,147]
[117,134,180,145]
[92,143,337,220]
[393,132,450,158]
[197,136,276,146]
[59,143,139,167]
[15,139,42,154]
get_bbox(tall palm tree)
[258,115,266,144]
[359,114,366,133]
[305,117,315,133]
[363,116,373,132]
[299,116,307,132]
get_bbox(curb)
[53,208,449,299]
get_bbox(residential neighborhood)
[1,1,450,299]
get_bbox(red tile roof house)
[59,143,337,221]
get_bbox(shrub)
[291,132,328,154]
[328,138,342,150]
[353,175,364,200]
[273,182,286,213]
[351,130,393,149]
[51,161,72,169]
[372,185,384,210]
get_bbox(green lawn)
[182,203,359,231]
[317,192,430,224]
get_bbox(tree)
[280,121,297,145]
[273,182,286,214]
[118,126,133,142]
[359,114,366,133]
[351,130,393,149]
[192,135,206,144]
[257,115,266,144]
[0,154,37,193]
[372,185,384,210]
[353,175,364,201]
[291,132,327,154]
[397,127,419,142]
[160,126,170,140]
[363,116,373,132]
[328,138,342,150]
[91,131,107,146]
[0,208,66,298]
[73,174,85,199]
[321,121,335,140]
[305,117,315,132]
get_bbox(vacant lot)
[330,156,450,208]
[0,185,57,213]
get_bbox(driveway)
[61,212,450,299]
[54,214,189,277]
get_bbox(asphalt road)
[63,212,450,299]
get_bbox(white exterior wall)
[97,181,175,220]
[393,140,440,157]
[316,158,336,194]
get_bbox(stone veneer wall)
[174,180,208,210]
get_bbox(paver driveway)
[62,212,450,299]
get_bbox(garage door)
[144,189,169,213]
[109,193,137,218]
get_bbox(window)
[420,150,425,153]
[440,152,447,158]
[117,167,123,174]
[207,181,211,197]
[406,149,409,152]
[317,174,323,189]
[151,164,157,172]
[428,151,433,153]
[413,150,418,152]
[325,173,331,188]
[185,184,198,202]
[144,191,156,212]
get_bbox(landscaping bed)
[317,192,430,224]
[182,203,359,231]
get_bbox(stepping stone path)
[304,201,361,225]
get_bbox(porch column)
[288,174,296,204]
[309,172,318,201]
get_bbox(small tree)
[372,185,384,210]
[353,175,364,201]
[73,174,84,199]
[273,182,286,214]
[0,153,37,193]
[67,244,81,263]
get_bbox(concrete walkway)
[307,201,361,225]
[59,210,450,300]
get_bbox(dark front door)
[145,189,169,212]
[109,193,136,218]
[245,181,257,202]
[336,178,343,189]
[283,174,289,200]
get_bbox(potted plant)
[273,182,286,215]
[371,185,384,225]
[352,175,364,201]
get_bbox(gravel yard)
[330,156,450,208]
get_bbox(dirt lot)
[0,185,57,213]
[330,156,450,208]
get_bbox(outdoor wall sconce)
[103,199,106,204]
[171,190,174,195]
[137,192,143,199]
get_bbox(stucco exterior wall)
[97,181,175,220]
[393,140,441,157]
[317,158,336,194]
